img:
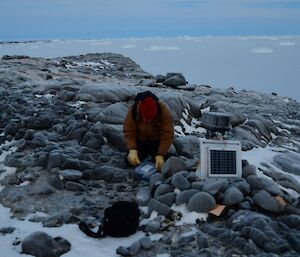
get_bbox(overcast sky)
[1,0,300,40]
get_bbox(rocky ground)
[0,53,300,257]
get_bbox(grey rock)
[139,236,154,250]
[161,156,187,178]
[22,231,71,257]
[262,166,300,194]
[163,75,186,88]
[95,102,128,124]
[241,227,267,248]
[165,72,186,81]
[274,152,300,176]
[186,173,199,183]
[242,164,257,178]
[148,199,171,216]
[278,214,300,229]
[173,135,200,158]
[144,220,161,233]
[243,241,260,255]
[12,206,25,215]
[202,179,229,195]
[230,179,251,195]
[154,184,174,198]
[223,187,244,205]
[4,121,19,136]
[286,232,300,253]
[48,175,64,190]
[239,201,251,210]
[157,192,176,207]
[37,186,54,195]
[102,124,127,151]
[218,230,246,248]
[4,154,25,168]
[65,124,87,142]
[232,127,265,149]
[47,151,66,170]
[196,232,209,248]
[65,181,85,191]
[0,226,15,235]
[176,189,199,205]
[247,175,283,196]
[42,215,65,227]
[128,241,141,256]
[253,190,285,213]
[154,74,165,83]
[83,166,127,182]
[242,159,249,168]
[59,169,82,181]
[159,93,192,122]
[61,158,93,171]
[246,119,272,141]
[136,186,151,206]
[201,224,227,237]
[138,78,156,87]
[209,100,246,127]
[32,132,48,147]
[187,192,216,213]
[24,129,34,140]
[58,90,75,101]
[191,181,204,190]
[171,173,190,190]
[116,246,130,256]
[74,81,138,103]
[81,131,104,149]
[149,172,164,191]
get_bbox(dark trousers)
[137,139,160,162]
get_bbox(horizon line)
[1,34,300,44]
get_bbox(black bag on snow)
[79,201,140,238]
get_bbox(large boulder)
[83,165,127,183]
[102,124,126,152]
[246,175,283,196]
[163,73,186,88]
[74,81,138,103]
[173,135,200,158]
[253,190,285,213]
[187,192,216,213]
[274,152,300,176]
[94,102,129,124]
[161,156,187,178]
[223,187,244,205]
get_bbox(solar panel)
[196,138,242,179]
[210,149,237,175]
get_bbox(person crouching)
[123,91,174,171]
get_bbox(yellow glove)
[155,155,164,171]
[127,149,141,166]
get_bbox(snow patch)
[122,44,136,49]
[250,47,274,54]
[279,41,295,46]
[0,203,145,257]
[145,45,179,51]
[88,41,111,46]
[171,204,207,226]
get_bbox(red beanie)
[138,97,157,122]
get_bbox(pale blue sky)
[1,0,300,40]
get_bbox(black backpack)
[79,201,140,238]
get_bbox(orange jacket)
[124,101,174,156]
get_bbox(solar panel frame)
[196,139,242,179]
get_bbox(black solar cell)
[210,150,237,175]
